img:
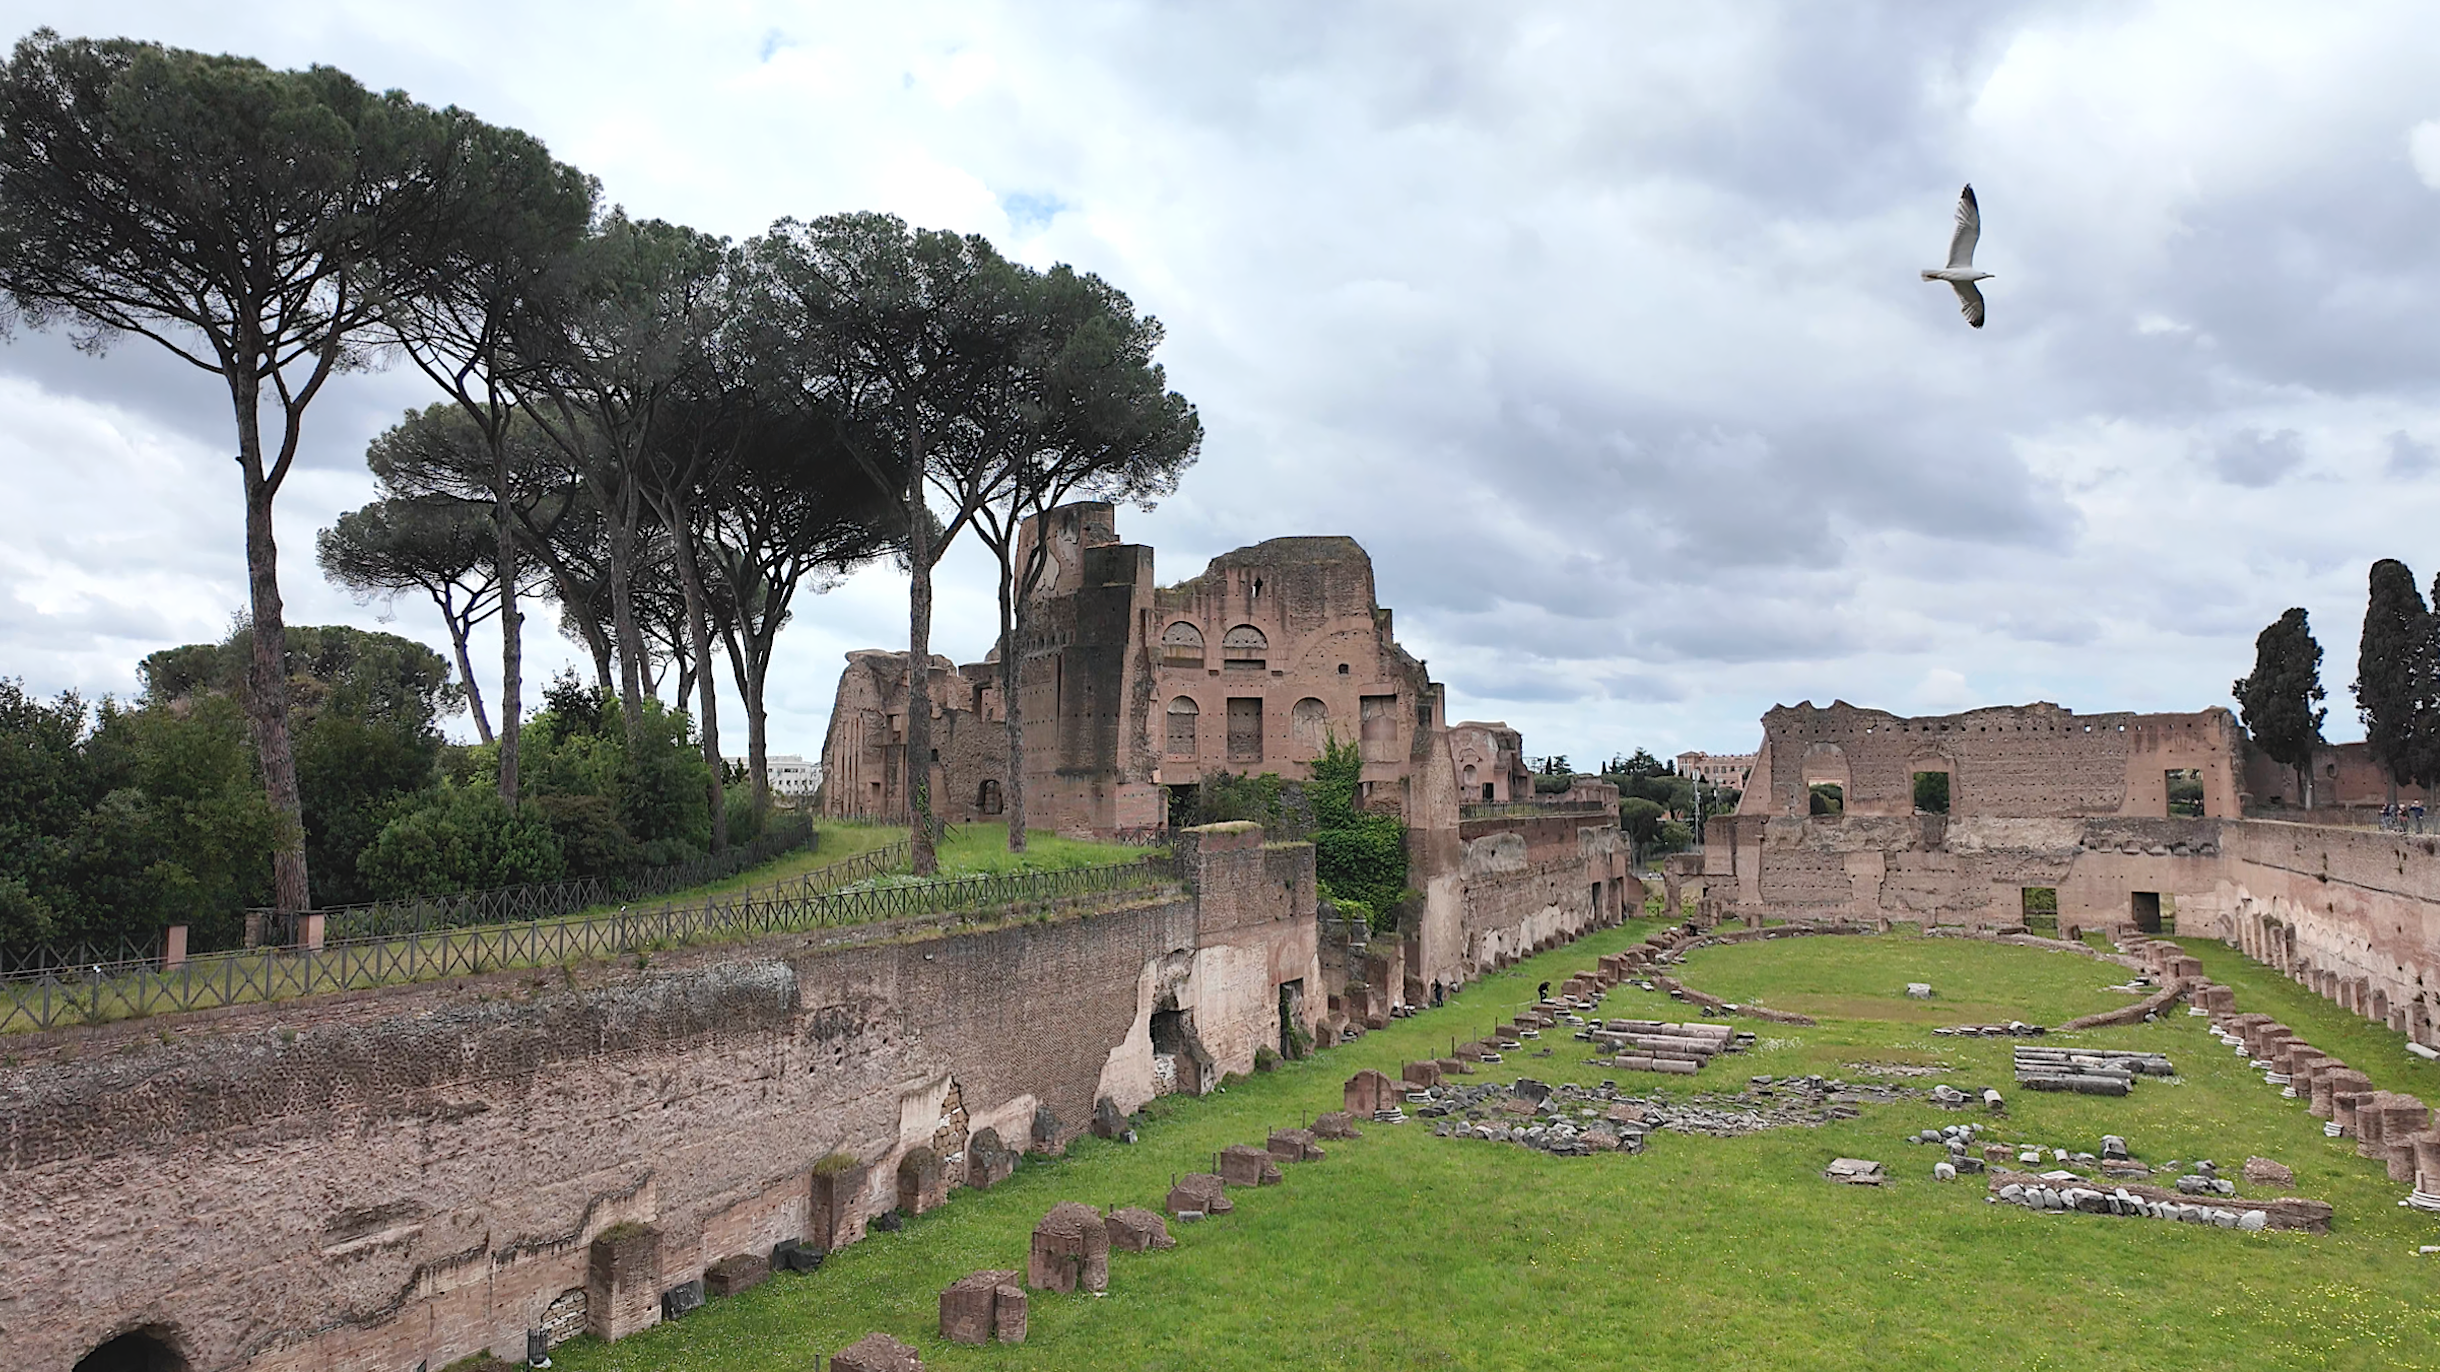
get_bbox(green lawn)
[545,924,2440,1372]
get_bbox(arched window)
[1291,698,1329,756]
[1222,624,1267,671]
[1165,696,1199,756]
[977,779,1003,815]
[1160,621,1205,667]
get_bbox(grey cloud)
[12,1,2440,760]
[2208,429,2305,488]
[2387,430,2434,476]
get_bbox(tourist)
[2415,800,2427,834]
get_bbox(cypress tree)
[2233,607,2327,808]
[2353,559,2429,802]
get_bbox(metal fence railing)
[247,816,816,947]
[1460,800,1614,822]
[0,852,1175,1035]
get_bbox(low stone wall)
[0,830,1319,1372]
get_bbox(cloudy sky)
[5,1,2438,767]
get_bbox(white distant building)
[1675,750,1755,790]
[726,752,823,797]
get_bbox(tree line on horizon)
[0,29,1203,933]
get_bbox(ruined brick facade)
[1706,698,2440,1051]
[1741,700,2245,821]
[820,503,1443,838]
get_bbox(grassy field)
[543,924,2440,1372]
[564,820,1146,910]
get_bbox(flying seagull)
[1922,184,1991,328]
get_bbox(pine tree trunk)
[904,417,939,876]
[444,600,494,744]
[1000,551,1027,853]
[669,512,728,853]
[605,498,648,740]
[231,374,310,917]
[495,442,522,805]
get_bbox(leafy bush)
[1309,736,1411,933]
[357,782,566,899]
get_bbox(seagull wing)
[1950,277,1986,329]
[1947,184,1980,269]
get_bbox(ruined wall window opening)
[977,779,1003,815]
[1912,770,1951,815]
[2021,886,2058,936]
[1291,697,1330,758]
[2165,768,2205,818]
[1165,696,1199,757]
[74,1330,189,1372]
[1277,979,1307,1059]
[1807,782,1844,816]
[2131,890,2164,934]
[1338,663,1350,674]
[1359,694,1397,762]
[1222,624,1268,672]
[1160,620,1205,667]
[1227,697,1264,761]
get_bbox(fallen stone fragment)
[832,1332,923,1372]
[1105,1206,1176,1252]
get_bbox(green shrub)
[357,782,566,898]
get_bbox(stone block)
[940,1269,1019,1345]
[966,1127,1019,1191]
[831,1331,924,1372]
[1165,1172,1232,1217]
[1219,1143,1283,1186]
[660,1279,704,1322]
[585,1222,662,1342]
[1091,1095,1127,1140]
[704,1252,768,1298]
[1401,1060,1443,1089]
[1343,1068,1398,1116]
[1436,1056,1468,1076]
[1105,1206,1176,1251]
[1267,1127,1324,1162]
[993,1283,1029,1343]
[809,1159,870,1253]
[2242,1156,2294,1188]
[897,1146,947,1217]
[1311,1110,1363,1140]
[1029,1201,1112,1292]
[1030,1104,1065,1156]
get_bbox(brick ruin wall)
[1745,701,2244,821]
[1702,812,2440,1049]
[1441,814,1634,990]
[0,833,1314,1372]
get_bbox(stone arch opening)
[1165,696,1198,757]
[1160,620,1205,667]
[977,778,1003,815]
[1222,624,1268,671]
[1291,697,1329,757]
[75,1330,189,1372]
